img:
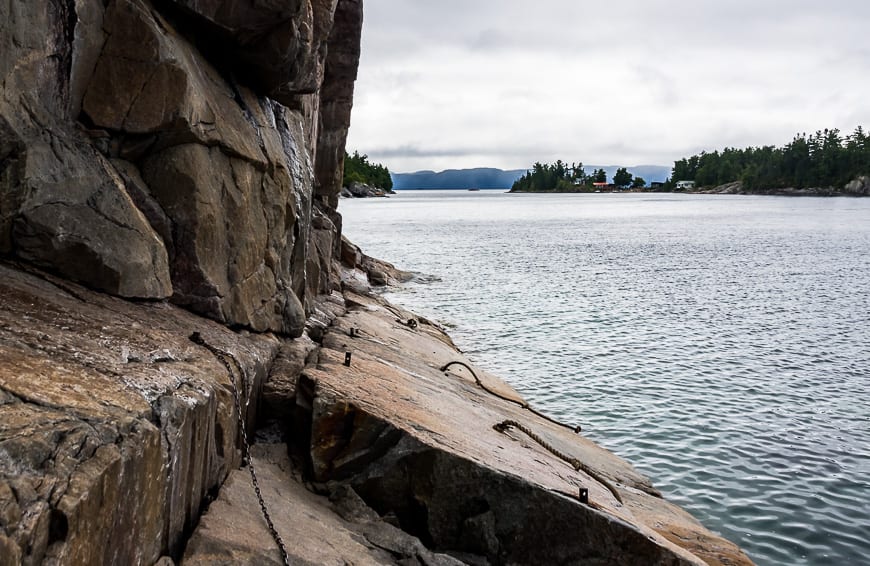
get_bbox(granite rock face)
[315,0,363,207]
[0,0,362,333]
[180,280,754,566]
[161,0,338,102]
[0,0,172,299]
[294,290,755,566]
[0,263,279,564]
[0,258,755,565]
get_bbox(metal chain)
[441,361,582,434]
[494,419,623,504]
[189,333,292,566]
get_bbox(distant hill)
[392,165,671,189]
[391,168,527,190]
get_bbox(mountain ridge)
[392,165,671,189]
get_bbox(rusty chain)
[189,332,291,566]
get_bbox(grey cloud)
[349,1,870,172]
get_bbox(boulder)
[340,235,413,286]
[844,176,870,196]
[346,181,387,197]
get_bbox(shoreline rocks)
[0,259,755,565]
[341,181,395,198]
[1,0,754,563]
[695,179,870,196]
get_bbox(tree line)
[668,127,869,190]
[343,151,393,190]
[509,161,645,192]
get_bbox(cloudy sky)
[345,1,870,173]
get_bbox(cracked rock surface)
[183,280,754,566]
[0,0,362,332]
[300,290,755,566]
[0,262,278,564]
[182,444,464,566]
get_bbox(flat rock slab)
[303,291,753,566]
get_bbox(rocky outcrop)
[1,1,755,564]
[0,262,278,564]
[180,278,754,566]
[0,255,754,565]
[844,176,870,196]
[299,291,752,566]
[0,0,362,334]
[340,236,413,288]
[701,179,870,196]
[341,180,395,198]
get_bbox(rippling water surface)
[340,191,870,565]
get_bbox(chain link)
[190,333,291,566]
[494,419,623,504]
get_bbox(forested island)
[509,162,644,192]
[341,150,394,197]
[509,127,870,195]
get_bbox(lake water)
[339,190,870,566]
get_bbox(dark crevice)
[48,509,69,545]
[60,0,78,114]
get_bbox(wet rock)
[340,236,413,287]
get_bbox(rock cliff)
[1,0,361,335]
[1,2,754,565]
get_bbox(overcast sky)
[344,0,870,173]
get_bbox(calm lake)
[339,190,870,566]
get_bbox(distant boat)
[468,188,481,192]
